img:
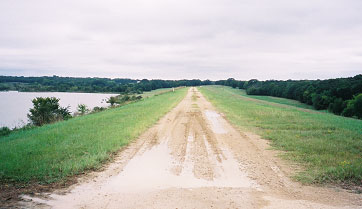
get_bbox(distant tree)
[353,93,362,119]
[218,74,361,119]
[118,95,130,103]
[0,127,11,137]
[27,97,71,126]
[245,79,259,89]
[224,78,238,88]
[342,93,362,119]
[246,86,260,95]
[202,80,212,85]
[342,101,355,117]
[0,84,10,91]
[311,93,325,110]
[237,81,245,89]
[328,98,345,115]
[77,104,89,115]
[107,96,117,106]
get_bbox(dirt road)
[22,88,361,208]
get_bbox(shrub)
[92,106,106,113]
[121,95,130,102]
[328,98,345,115]
[27,97,71,126]
[342,93,362,119]
[353,93,362,119]
[246,87,261,95]
[77,104,89,115]
[107,96,117,106]
[132,95,142,100]
[0,84,10,91]
[0,127,11,137]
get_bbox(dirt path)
[21,88,361,208]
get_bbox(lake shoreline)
[0,91,118,129]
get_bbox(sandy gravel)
[21,88,361,208]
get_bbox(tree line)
[0,76,137,93]
[1,75,361,119]
[0,76,213,93]
[217,75,362,119]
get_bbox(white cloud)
[0,0,361,80]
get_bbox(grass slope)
[236,88,315,110]
[0,88,188,184]
[199,86,362,186]
[139,88,172,98]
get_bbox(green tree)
[0,127,11,137]
[311,93,324,110]
[77,104,89,115]
[0,84,10,91]
[107,96,117,106]
[353,93,362,118]
[342,93,362,118]
[27,97,71,126]
[328,98,345,115]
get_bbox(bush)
[0,84,10,91]
[77,104,89,115]
[0,127,11,137]
[353,93,362,119]
[342,93,362,119]
[107,96,117,106]
[246,87,261,95]
[27,97,71,126]
[328,98,345,115]
[311,93,323,110]
[342,101,354,117]
[92,106,106,113]
[133,95,142,100]
[121,95,130,102]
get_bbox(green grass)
[199,86,362,186]
[221,86,315,110]
[0,87,188,184]
[246,95,315,110]
[139,88,173,98]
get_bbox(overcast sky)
[0,0,361,80]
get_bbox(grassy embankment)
[139,88,173,98]
[237,89,315,110]
[0,87,188,184]
[199,86,361,186]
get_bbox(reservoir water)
[0,91,117,128]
